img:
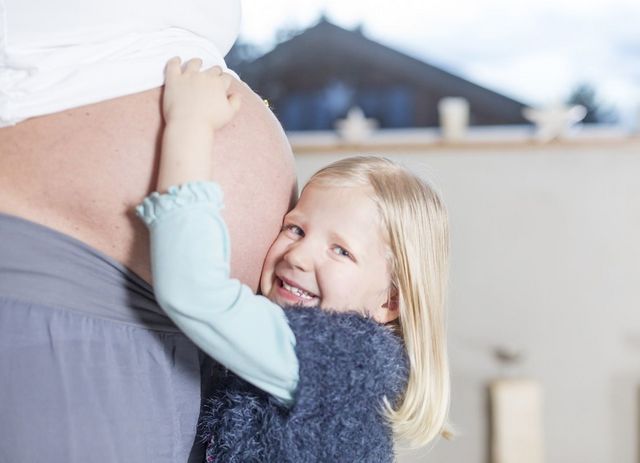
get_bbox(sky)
[238,0,640,126]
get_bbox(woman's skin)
[0,78,296,290]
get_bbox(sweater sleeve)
[135,181,298,406]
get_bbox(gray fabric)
[0,212,208,462]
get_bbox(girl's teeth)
[282,281,313,300]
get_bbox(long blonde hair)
[307,156,451,447]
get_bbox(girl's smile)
[274,275,319,304]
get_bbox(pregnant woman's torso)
[0,82,296,288]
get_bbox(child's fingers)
[219,73,234,90]
[165,57,182,81]
[184,58,203,73]
[206,65,224,76]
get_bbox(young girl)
[137,58,451,461]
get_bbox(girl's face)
[260,183,398,323]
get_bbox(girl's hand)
[155,58,241,192]
[163,57,241,130]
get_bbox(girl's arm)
[137,58,299,405]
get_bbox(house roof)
[237,19,528,127]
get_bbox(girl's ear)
[373,287,399,324]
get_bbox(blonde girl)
[137,58,450,461]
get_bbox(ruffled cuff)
[135,181,223,227]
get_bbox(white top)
[0,0,241,126]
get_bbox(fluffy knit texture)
[200,306,409,462]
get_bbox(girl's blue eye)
[333,246,352,259]
[284,224,304,236]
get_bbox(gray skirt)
[0,213,209,462]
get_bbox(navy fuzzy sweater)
[200,307,408,462]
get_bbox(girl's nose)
[283,241,313,272]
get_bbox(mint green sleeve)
[135,182,298,406]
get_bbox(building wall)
[292,135,640,463]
